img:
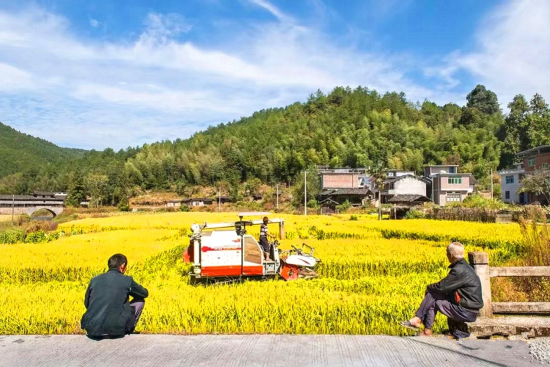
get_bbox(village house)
[514,145,550,204]
[165,199,183,208]
[424,165,474,206]
[317,168,374,208]
[182,198,214,207]
[498,163,526,204]
[381,174,431,206]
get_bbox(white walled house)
[498,164,526,204]
[381,175,430,204]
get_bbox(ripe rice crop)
[0,212,522,335]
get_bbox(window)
[447,177,462,185]
[528,157,536,167]
[505,191,510,200]
[448,167,456,174]
[505,175,514,184]
[446,193,461,202]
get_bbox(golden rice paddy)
[0,213,522,335]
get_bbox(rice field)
[0,212,523,335]
[0,214,12,222]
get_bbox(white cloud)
[89,18,99,28]
[441,0,550,106]
[0,63,33,91]
[0,4,461,149]
[247,0,289,22]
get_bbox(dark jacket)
[427,258,483,310]
[81,269,148,336]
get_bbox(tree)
[368,162,387,220]
[527,94,550,147]
[291,168,319,207]
[466,85,500,115]
[519,170,550,204]
[66,170,86,207]
[86,173,109,208]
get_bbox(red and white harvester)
[183,212,320,282]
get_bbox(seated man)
[400,242,483,336]
[81,253,148,338]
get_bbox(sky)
[0,0,549,150]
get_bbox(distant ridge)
[0,122,86,178]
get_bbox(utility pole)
[490,169,494,199]
[11,194,14,226]
[276,184,279,210]
[218,187,221,212]
[304,170,307,216]
[378,190,382,221]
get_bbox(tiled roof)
[388,194,431,203]
[319,188,373,196]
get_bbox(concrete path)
[0,335,534,367]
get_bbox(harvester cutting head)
[182,212,320,282]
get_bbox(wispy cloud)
[435,0,550,106]
[247,0,289,22]
[0,3,476,149]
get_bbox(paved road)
[0,335,534,367]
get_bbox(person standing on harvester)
[81,253,148,338]
[260,216,275,260]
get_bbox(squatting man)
[81,254,148,339]
[400,242,483,336]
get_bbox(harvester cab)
[183,212,320,282]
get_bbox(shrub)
[350,215,358,221]
[307,199,319,209]
[0,229,24,244]
[336,200,351,213]
[405,209,425,219]
[117,202,130,212]
[519,209,550,266]
[180,205,190,212]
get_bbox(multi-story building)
[498,163,526,204]
[515,145,550,204]
[424,165,474,206]
[517,145,550,173]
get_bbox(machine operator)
[260,216,275,261]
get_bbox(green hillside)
[1,85,549,206]
[0,122,85,178]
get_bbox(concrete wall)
[501,174,523,204]
[440,176,471,190]
[322,174,360,189]
[394,177,426,196]
[424,166,458,176]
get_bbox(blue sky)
[0,0,548,150]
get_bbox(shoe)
[399,320,419,331]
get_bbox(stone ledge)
[468,315,550,338]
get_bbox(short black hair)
[263,216,269,222]
[108,253,128,269]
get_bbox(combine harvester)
[183,212,320,283]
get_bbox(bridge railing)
[469,251,550,317]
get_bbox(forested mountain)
[1,85,549,208]
[0,122,85,177]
